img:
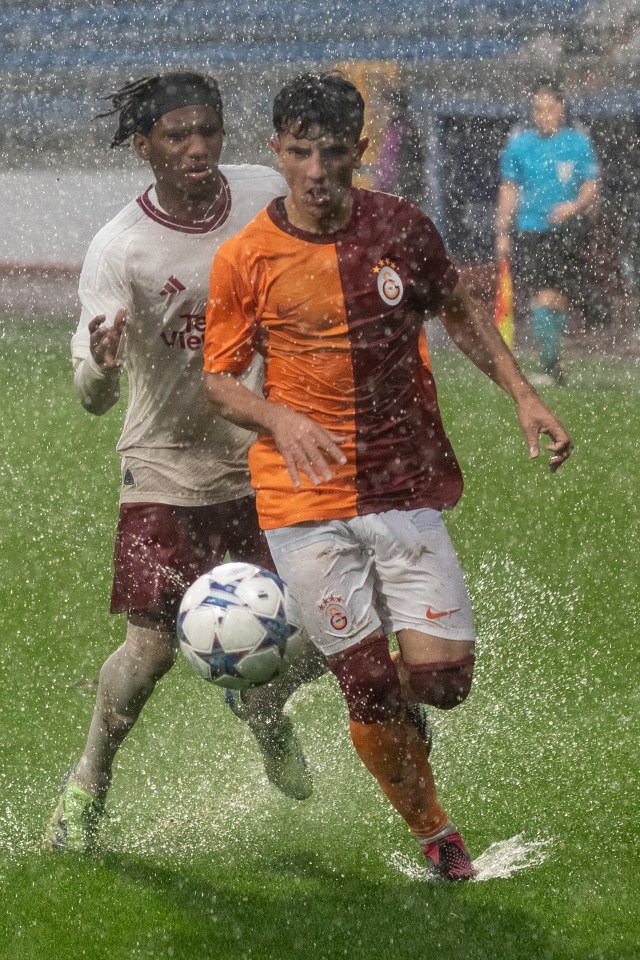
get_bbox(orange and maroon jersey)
[204,188,463,530]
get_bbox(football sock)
[531,306,565,374]
[349,716,448,840]
[240,634,327,722]
[74,623,177,798]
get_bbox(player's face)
[271,126,368,233]
[134,105,225,206]
[532,92,565,136]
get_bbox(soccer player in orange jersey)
[203,73,573,880]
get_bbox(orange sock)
[349,716,448,840]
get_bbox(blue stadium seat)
[1,0,592,70]
[0,0,592,154]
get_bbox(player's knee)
[125,619,178,680]
[406,655,475,710]
[142,638,178,681]
[328,635,401,724]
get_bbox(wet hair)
[532,77,565,102]
[96,71,224,148]
[272,72,365,141]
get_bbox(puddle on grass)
[388,834,553,882]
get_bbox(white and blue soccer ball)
[177,562,304,690]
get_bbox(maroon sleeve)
[402,208,459,311]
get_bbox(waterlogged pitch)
[0,320,638,960]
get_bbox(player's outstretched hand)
[88,309,127,370]
[518,394,573,472]
[268,406,347,488]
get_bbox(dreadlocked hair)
[96,72,224,148]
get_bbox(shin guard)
[349,717,448,839]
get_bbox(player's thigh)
[112,503,194,615]
[112,502,236,619]
[176,496,272,575]
[367,508,475,651]
[397,629,476,666]
[265,520,381,656]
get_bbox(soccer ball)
[177,562,303,690]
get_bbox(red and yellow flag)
[495,259,515,349]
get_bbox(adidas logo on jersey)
[159,275,186,296]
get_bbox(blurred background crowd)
[1,0,638,339]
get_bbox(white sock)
[73,622,177,798]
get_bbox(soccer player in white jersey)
[44,71,327,854]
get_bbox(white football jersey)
[72,165,285,506]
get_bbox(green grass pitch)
[1,319,638,960]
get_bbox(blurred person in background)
[496,79,600,385]
[373,87,427,208]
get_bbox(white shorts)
[266,509,475,656]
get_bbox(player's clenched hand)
[548,201,577,225]
[88,309,127,370]
[268,406,347,488]
[517,395,573,473]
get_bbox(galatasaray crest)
[374,259,404,306]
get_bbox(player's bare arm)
[495,180,519,259]
[88,308,127,370]
[439,281,573,472]
[205,371,346,487]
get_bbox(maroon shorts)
[110,496,274,616]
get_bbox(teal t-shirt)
[500,127,599,233]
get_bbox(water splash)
[387,833,553,882]
[472,833,553,880]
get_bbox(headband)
[133,80,223,131]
